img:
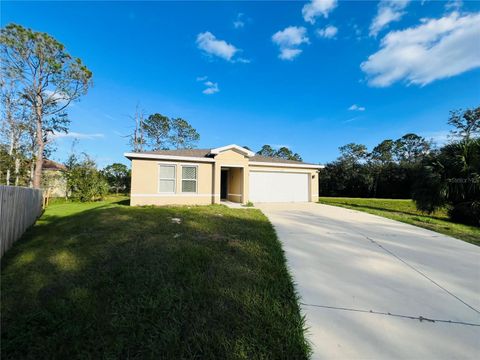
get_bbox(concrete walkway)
[258,202,480,360]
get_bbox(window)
[159,164,176,193]
[182,166,197,193]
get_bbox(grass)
[318,197,480,246]
[1,196,310,359]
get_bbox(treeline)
[320,107,480,226]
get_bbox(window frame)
[158,163,176,194]
[181,165,198,194]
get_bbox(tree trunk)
[32,100,44,189]
[14,157,20,186]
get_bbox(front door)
[221,170,228,199]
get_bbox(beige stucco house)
[125,144,322,206]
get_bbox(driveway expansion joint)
[299,303,480,327]
[360,233,480,315]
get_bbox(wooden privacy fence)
[0,185,43,258]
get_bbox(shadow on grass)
[1,203,310,359]
[325,201,449,222]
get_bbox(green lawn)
[1,197,310,359]
[318,197,480,246]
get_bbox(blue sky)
[2,0,479,167]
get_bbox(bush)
[449,201,480,226]
[65,153,109,202]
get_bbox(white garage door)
[249,171,309,203]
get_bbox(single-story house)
[41,159,68,197]
[124,144,323,206]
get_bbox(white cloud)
[279,48,303,61]
[272,26,309,61]
[51,132,104,140]
[361,12,480,87]
[317,25,338,39]
[369,0,411,37]
[196,31,239,62]
[302,0,337,24]
[233,13,245,29]
[197,76,219,95]
[424,130,451,145]
[445,0,463,11]
[348,104,366,111]
[202,81,219,95]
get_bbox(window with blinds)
[159,164,176,193]
[182,166,197,193]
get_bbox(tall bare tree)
[129,104,146,152]
[0,23,92,188]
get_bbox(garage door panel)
[249,172,309,203]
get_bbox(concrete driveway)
[258,203,480,359]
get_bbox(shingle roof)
[141,149,213,157]
[133,148,319,166]
[42,159,66,171]
[250,155,306,164]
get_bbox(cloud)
[197,76,220,95]
[423,130,451,145]
[348,104,366,111]
[369,0,411,37]
[272,26,309,61]
[317,25,338,39]
[302,0,337,24]
[202,81,219,95]
[233,13,245,29]
[361,12,480,87]
[196,31,239,62]
[445,0,463,11]
[51,132,105,140]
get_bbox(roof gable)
[209,144,255,157]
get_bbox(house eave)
[124,152,215,163]
[249,161,324,169]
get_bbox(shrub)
[449,201,480,226]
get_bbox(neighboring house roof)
[125,144,323,168]
[43,159,66,171]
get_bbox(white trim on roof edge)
[124,152,324,169]
[124,152,215,162]
[209,144,255,157]
[249,161,324,169]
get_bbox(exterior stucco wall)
[227,168,243,203]
[248,164,319,202]
[130,159,214,206]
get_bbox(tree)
[64,153,109,202]
[448,107,480,141]
[256,145,303,161]
[256,144,276,157]
[140,114,200,150]
[370,140,394,165]
[393,133,430,163]
[103,163,130,194]
[0,23,92,188]
[275,147,303,161]
[129,104,146,152]
[169,118,200,149]
[338,143,368,165]
[142,113,170,150]
[413,106,480,225]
